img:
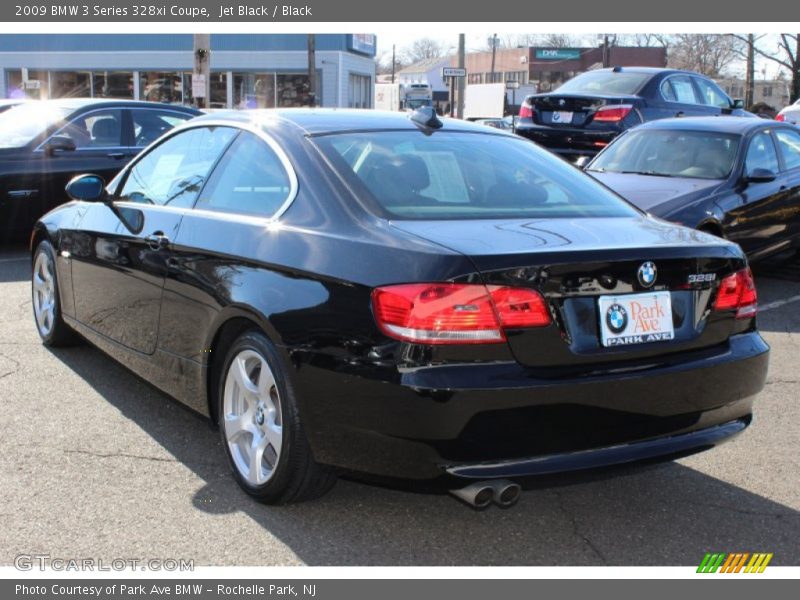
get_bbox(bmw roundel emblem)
[552,112,561,122]
[637,261,657,288]
[559,98,566,107]
[606,303,628,334]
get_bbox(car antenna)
[409,107,443,135]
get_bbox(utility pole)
[602,34,610,68]
[490,33,498,83]
[457,33,465,119]
[745,33,755,108]
[391,44,396,84]
[192,34,210,109]
[307,34,317,107]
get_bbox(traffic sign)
[442,67,467,78]
[505,81,520,90]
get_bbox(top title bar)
[1,1,795,21]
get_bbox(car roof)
[633,116,777,135]
[190,108,506,136]
[16,98,201,113]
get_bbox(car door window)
[694,78,732,109]
[131,108,195,148]
[775,129,800,171]
[53,109,123,149]
[666,76,698,104]
[195,132,292,218]
[118,126,237,208]
[660,79,677,102]
[745,131,780,176]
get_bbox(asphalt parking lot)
[1,246,798,567]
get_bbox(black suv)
[515,67,749,161]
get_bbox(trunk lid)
[531,93,638,127]
[391,217,748,372]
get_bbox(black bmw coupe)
[31,108,769,506]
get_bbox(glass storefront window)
[233,73,275,109]
[140,72,183,104]
[5,69,47,99]
[50,71,91,99]
[277,74,314,107]
[181,72,228,108]
[93,71,134,99]
[348,73,371,109]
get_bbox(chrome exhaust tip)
[488,479,521,507]
[449,482,494,509]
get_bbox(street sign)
[442,67,467,78]
[505,81,520,90]
[191,74,207,98]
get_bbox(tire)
[217,329,336,504]
[31,240,79,347]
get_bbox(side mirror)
[743,168,777,184]
[43,136,77,156]
[574,156,591,169]
[732,98,745,110]
[66,174,107,202]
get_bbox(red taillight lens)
[593,104,633,122]
[775,113,785,122]
[372,283,551,344]
[713,268,757,319]
[519,103,534,119]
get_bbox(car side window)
[118,126,237,208]
[659,79,677,102]
[694,78,732,109]
[131,109,194,148]
[195,132,292,218]
[745,131,780,176]
[666,76,698,104]
[52,109,123,149]
[775,129,800,171]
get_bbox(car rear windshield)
[313,130,640,220]
[0,103,72,149]
[555,71,651,95]
[588,129,741,180]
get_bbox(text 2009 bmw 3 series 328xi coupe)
[30,108,769,507]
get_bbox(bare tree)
[402,38,446,64]
[537,33,579,48]
[731,33,800,103]
[667,34,744,78]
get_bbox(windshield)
[405,99,432,110]
[556,71,650,95]
[588,129,741,180]
[313,131,640,220]
[0,103,72,149]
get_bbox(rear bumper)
[515,123,621,158]
[447,417,749,479]
[295,331,769,480]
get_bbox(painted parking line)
[759,294,800,313]
[0,257,28,263]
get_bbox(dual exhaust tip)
[450,479,521,509]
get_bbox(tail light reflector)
[713,268,757,319]
[372,283,551,344]
[519,103,534,119]
[775,113,785,122]
[594,104,633,122]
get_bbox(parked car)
[0,98,200,242]
[0,98,26,113]
[585,117,800,261]
[776,98,800,125]
[32,108,768,506]
[473,117,512,130]
[515,67,748,162]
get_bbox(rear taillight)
[372,283,551,344]
[775,113,785,122]
[713,268,757,319]
[519,102,534,119]
[593,104,633,122]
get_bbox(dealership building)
[0,34,376,109]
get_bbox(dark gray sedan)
[586,116,800,261]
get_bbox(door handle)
[107,152,126,160]
[144,232,169,251]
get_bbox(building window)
[50,71,91,99]
[181,72,227,108]
[5,69,47,99]
[348,73,371,108]
[277,74,318,107]
[468,73,483,84]
[140,72,183,104]
[762,86,772,98]
[93,71,134,99]
[233,72,276,109]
